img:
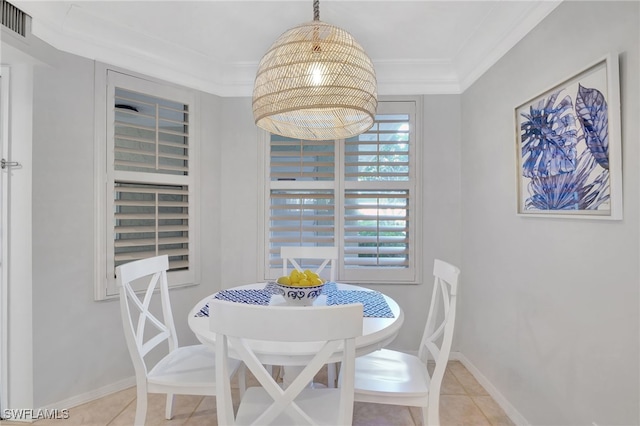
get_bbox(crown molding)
[456,1,562,91]
[18,1,561,97]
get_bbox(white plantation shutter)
[264,100,419,283]
[341,111,414,281]
[344,190,409,267]
[99,70,198,299]
[267,135,336,271]
[114,88,189,175]
[114,183,190,269]
[271,137,335,181]
[269,190,335,269]
[344,115,410,181]
[342,110,418,282]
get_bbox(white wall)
[459,1,639,424]
[218,98,261,289]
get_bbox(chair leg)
[327,362,337,388]
[165,393,175,420]
[134,386,147,426]
[425,401,439,426]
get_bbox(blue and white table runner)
[195,282,394,318]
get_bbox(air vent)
[1,0,27,37]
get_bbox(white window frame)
[94,64,200,300]
[258,98,422,284]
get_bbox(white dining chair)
[340,258,460,426]
[116,255,244,426]
[280,246,339,387]
[210,299,363,426]
[280,246,337,282]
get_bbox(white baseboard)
[449,351,529,426]
[40,376,135,413]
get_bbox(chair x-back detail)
[210,299,363,426]
[341,258,460,426]
[117,255,243,426]
[281,246,337,282]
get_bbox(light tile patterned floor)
[0,361,514,426]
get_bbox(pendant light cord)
[313,0,320,21]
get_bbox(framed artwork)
[515,54,622,219]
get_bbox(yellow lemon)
[277,276,290,285]
[289,274,300,284]
[310,277,323,285]
[306,269,320,278]
[298,278,311,287]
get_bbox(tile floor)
[1,361,514,426]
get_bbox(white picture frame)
[515,53,622,219]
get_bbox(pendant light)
[252,0,378,140]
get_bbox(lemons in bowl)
[277,269,324,287]
[276,270,325,306]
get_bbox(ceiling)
[12,0,561,97]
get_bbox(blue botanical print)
[576,84,609,169]
[525,150,609,210]
[520,91,578,178]
[520,84,610,211]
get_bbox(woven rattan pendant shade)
[252,4,377,141]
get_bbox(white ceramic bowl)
[276,283,325,306]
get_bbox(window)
[95,67,200,299]
[261,100,421,283]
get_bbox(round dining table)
[188,282,405,368]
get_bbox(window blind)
[344,190,409,267]
[345,115,410,181]
[114,183,189,270]
[114,88,189,176]
[270,136,334,181]
[100,70,197,299]
[268,190,335,268]
[264,101,418,283]
[343,113,411,270]
[97,69,199,299]
[111,86,192,277]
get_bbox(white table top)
[188,282,405,365]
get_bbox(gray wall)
[29,44,224,406]
[459,1,639,424]
[31,43,127,407]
